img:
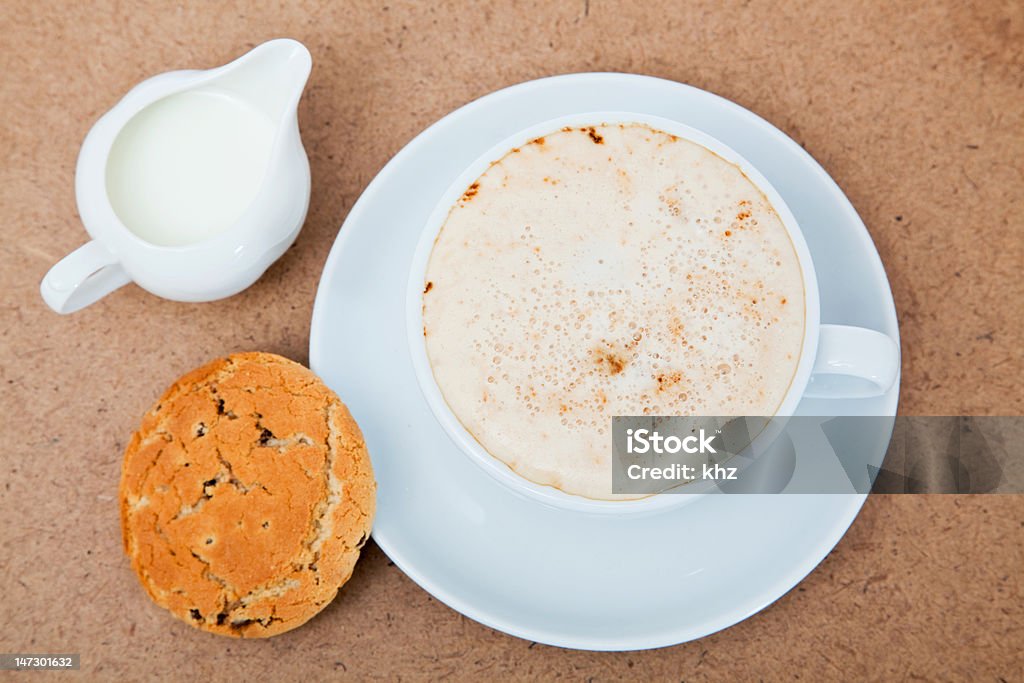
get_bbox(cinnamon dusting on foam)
[422,122,805,500]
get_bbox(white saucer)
[310,73,900,651]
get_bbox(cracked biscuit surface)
[120,352,376,637]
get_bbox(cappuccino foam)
[422,123,805,500]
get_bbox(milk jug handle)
[804,324,900,399]
[40,241,131,314]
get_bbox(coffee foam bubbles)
[422,123,805,500]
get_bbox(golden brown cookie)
[120,352,376,638]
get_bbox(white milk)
[105,89,276,247]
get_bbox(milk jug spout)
[209,39,312,123]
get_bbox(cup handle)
[40,241,131,314]
[804,324,900,399]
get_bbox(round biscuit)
[120,352,376,637]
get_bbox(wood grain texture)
[1,0,1021,679]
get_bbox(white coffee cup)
[407,112,900,514]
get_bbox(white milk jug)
[41,39,313,313]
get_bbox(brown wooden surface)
[1,1,1022,680]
